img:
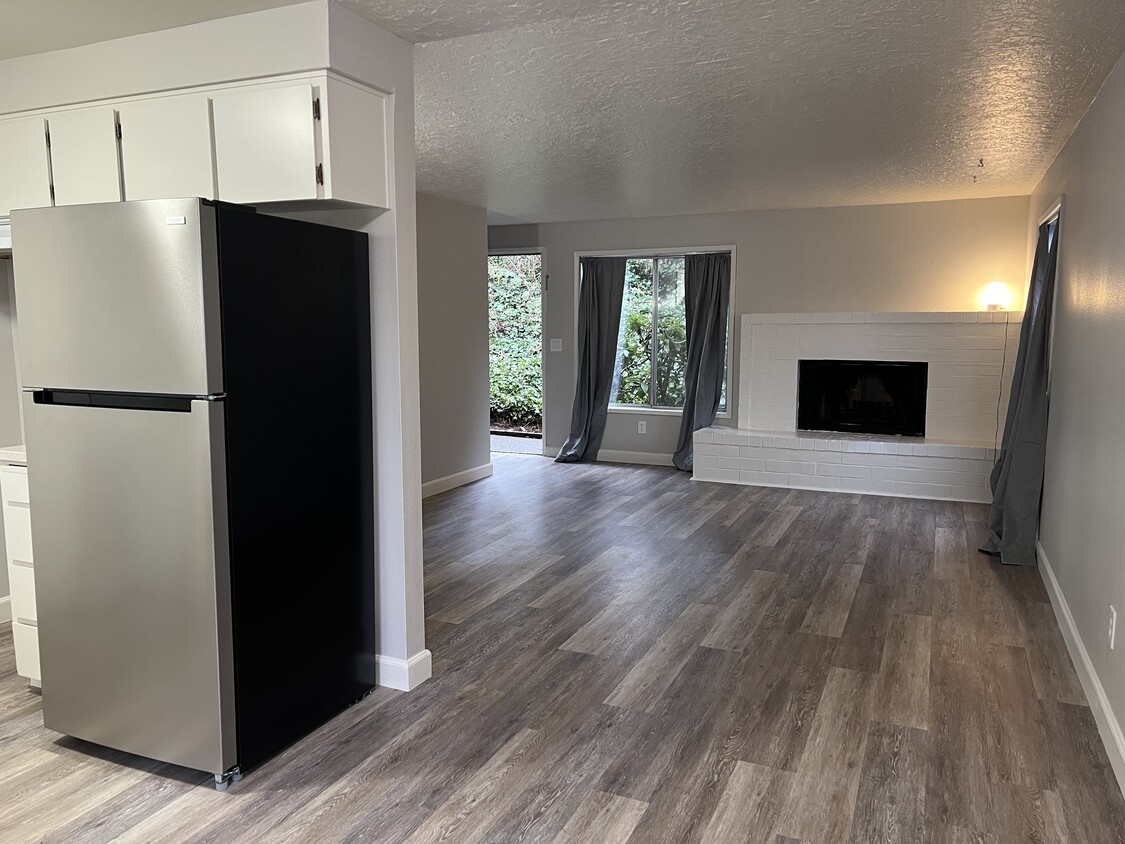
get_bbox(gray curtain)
[980,218,1060,566]
[673,253,731,471]
[556,256,627,462]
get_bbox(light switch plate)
[550,338,563,352]
[638,421,647,434]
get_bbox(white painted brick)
[740,470,790,485]
[788,473,839,490]
[766,459,816,474]
[817,463,871,478]
[839,477,898,495]
[896,481,954,499]
[739,457,766,472]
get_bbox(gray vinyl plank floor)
[0,452,1122,842]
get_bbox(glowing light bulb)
[980,281,1012,312]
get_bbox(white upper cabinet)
[0,117,52,217]
[0,72,391,216]
[118,95,215,201]
[321,77,388,209]
[48,107,123,206]
[212,83,318,204]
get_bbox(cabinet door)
[0,117,53,216]
[212,84,318,203]
[321,78,389,208]
[119,95,215,201]
[48,107,123,206]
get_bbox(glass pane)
[611,258,653,406]
[654,257,686,407]
[719,304,729,413]
[488,254,543,432]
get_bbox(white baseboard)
[1037,541,1125,795]
[0,596,10,624]
[421,462,493,499]
[375,649,432,691]
[597,449,674,467]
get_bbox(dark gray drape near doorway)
[980,218,1059,566]
[556,256,627,462]
[673,252,731,471]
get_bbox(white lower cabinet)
[2,464,38,687]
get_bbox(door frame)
[487,248,547,455]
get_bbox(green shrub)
[488,256,542,429]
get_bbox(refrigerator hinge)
[313,97,321,120]
[315,163,324,186]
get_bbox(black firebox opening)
[797,360,928,437]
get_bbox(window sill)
[608,406,732,419]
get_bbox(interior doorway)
[487,252,543,455]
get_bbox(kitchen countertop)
[0,444,26,465]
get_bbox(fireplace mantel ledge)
[744,311,1022,325]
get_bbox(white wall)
[0,1,430,689]
[489,195,1030,457]
[416,193,491,491]
[1029,49,1125,784]
[0,2,328,115]
[0,259,20,600]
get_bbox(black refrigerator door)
[213,204,375,771]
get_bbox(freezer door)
[24,393,236,776]
[11,198,223,395]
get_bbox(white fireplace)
[693,311,1022,502]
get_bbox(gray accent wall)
[0,259,21,599]
[417,193,491,487]
[1029,48,1125,782]
[489,195,1030,457]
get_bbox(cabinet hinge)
[45,130,51,149]
[315,163,324,185]
[49,184,55,202]
[313,97,321,120]
[115,123,122,140]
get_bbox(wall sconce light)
[980,281,1012,312]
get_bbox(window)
[609,255,729,412]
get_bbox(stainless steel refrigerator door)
[11,198,223,395]
[24,393,236,776]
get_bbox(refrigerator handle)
[32,390,195,413]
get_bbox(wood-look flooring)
[1,453,1123,842]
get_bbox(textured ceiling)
[411,0,1125,223]
[5,1,1125,223]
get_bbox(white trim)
[1039,194,1064,227]
[1036,541,1125,796]
[375,649,432,691]
[0,596,10,624]
[596,449,673,466]
[489,247,544,255]
[421,462,494,499]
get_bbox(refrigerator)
[10,198,375,789]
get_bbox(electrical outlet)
[549,338,563,352]
[1110,606,1117,650]
[637,421,647,434]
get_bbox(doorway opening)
[488,252,544,455]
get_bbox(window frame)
[572,245,736,419]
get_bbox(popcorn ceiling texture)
[398,0,1125,222]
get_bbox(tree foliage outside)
[488,254,542,432]
[612,257,688,408]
